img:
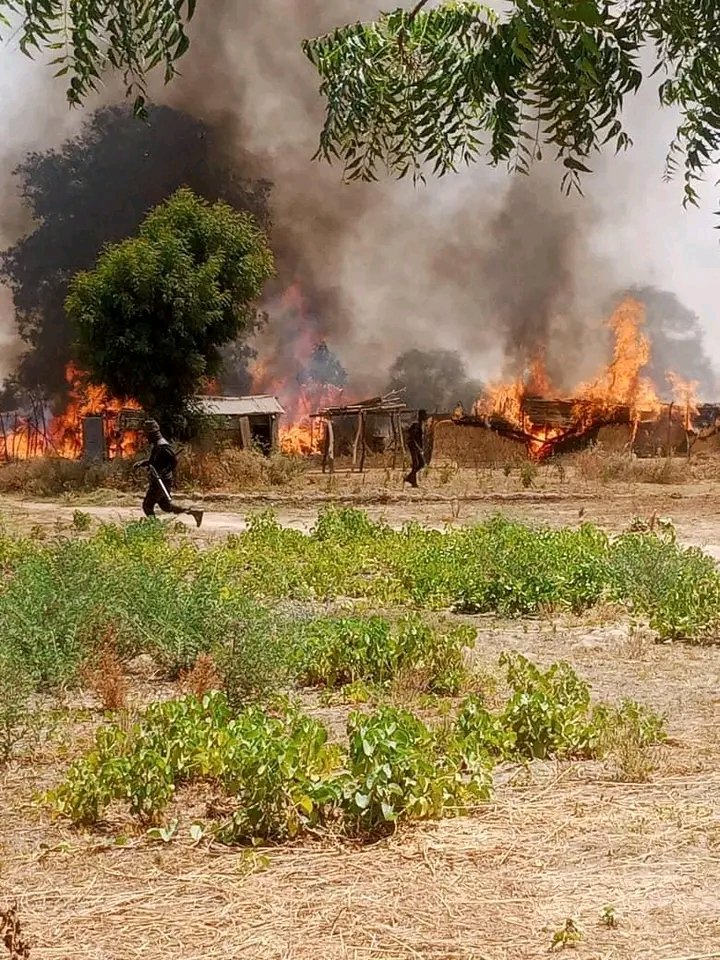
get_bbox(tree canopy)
[0,105,270,402]
[66,188,274,434]
[4,2,719,210]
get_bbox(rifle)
[148,464,173,503]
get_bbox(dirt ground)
[2,467,720,960]
[3,463,720,554]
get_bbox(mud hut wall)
[431,420,527,465]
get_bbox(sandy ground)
[3,466,720,555]
[2,470,720,959]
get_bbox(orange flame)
[250,282,346,455]
[0,363,141,461]
[475,297,698,458]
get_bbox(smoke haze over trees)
[0,105,270,403]
[388,350,483,414]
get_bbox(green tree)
[6,2,719,210]
[66,187,274,434]
[0,104,270,402]
[2,0,196,113]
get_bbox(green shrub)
[2,511,719,700]
[343,706,491,832]
[47,659,666,841]
[0,655,33,763]
[452,694,517,761]
[294,615,473,694]
[500,653,598,759]
[47,694,343,834]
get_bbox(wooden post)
[322,417,335,475]
[359,411,367,473]
[390,414,398,470]
[0,414,8,462]
[239,415,252,450]
[397,413,406,470]
[352,411,363,471]
[426,416,435,466]
[666,402,673,459]
[327,417,335,474]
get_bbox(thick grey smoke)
[0,0,717,399]
[162,0,717,400]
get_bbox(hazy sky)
[0,7,717,383]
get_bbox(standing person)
[404,409,428,488]
[133,419,204,527]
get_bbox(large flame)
[250,282,345,455]
[474,297,699,458]
[0,363,141,461]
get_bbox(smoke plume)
[0,0,717,405]
[388,349,483,414]
[165,0,696,397]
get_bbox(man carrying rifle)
[133,419,204,527]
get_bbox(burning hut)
[429,297,707,464]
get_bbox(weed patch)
[48,657,665,842]
[1,509,718,702]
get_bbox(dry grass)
[575,448,689,485]
[177,448,304,491]
[2,613,719,960]
[0,457,135,498]
[181,654,223,698]
[0,448,305,499]
[81,630,128,711]
[615,626,655,662]
[431,421,528,467]
[604,729,664,783]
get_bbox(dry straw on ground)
[2,617,719,960]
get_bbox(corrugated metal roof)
[196,395,285,416]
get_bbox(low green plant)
[211,609,293,709]
[294,615,472,694]
[47,694,344,834]
[593,699,667,781]
[343,706,491,833]
[72,510,92,532]
[519,462,537,488]
[551,918,583,950]
[601,905,618,928]
[452,694,517,762]
[500,653,598,760]
[3,509,719,703]
[47,656,665,843]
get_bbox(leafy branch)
[303,0,720,209]
[0,0,198,115]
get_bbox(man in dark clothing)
[134,420,204,527]
[405,409,428,488]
